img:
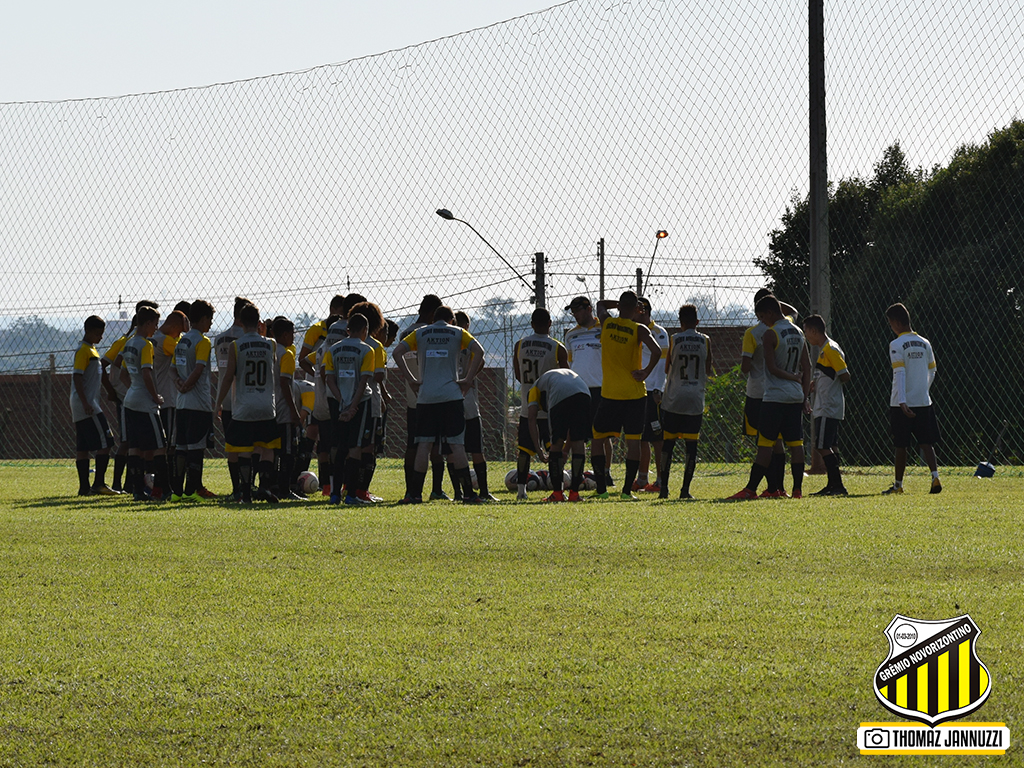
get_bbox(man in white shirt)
[883,303,941,495]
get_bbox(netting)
[1,0,1022,471]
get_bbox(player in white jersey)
[883,302,941,495]
[659,305,713,500]
[399,294,450,500]
[271,317,303,500]
[393,305,486,503]
[307,313,342,496]
[729,295,811,500]
[70,315,117,496]
[151,310,188,495]
[116,306,166,501]
[171,300,216,501]
[347,301,388,503]
[740,288,799,496]
[564,295,614,485]
[453,312,496,501]
[323,313,377,505]
[634,297,670,492]
[527,368,592,502]
[802,314,851,496]
[512,308,569,499]
[215,303,280,504]
[215,297,253,498]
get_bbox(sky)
[1,0,560,103]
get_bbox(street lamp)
[642,229,668,296]
[435,209,533,291]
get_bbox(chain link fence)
[2,0,1022,472]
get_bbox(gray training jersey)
[324,337,374,410]
[741,322,769,399]
[231,332,277,421]
[215,323,244,412]
[460,345,480,419]
[762,318,806,404]
[528,367,590,413]
[122,335,159,414]
[174,329,213,412]
[403,321,474,405]
[663,329,710,416]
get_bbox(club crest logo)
[874,615,991,726]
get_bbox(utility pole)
[598,238,606,300]
[636,268,643,297]
[809,0,830,326]
[533,252,546,309]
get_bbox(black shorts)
[889,405,940,448]
[115,400,128,443]
[176,409,214,451]
[225,418,281,452]
[464,416,483,455]
[757,401,803,448]
[375,407,387,454]
[125,408,167,452]
[517,416,551,455]
[642,392,664,442]
[277,422,298,456]
[588,387,603,425]
[406,407,418,450]
[593,396,646,440]
[160,407,176,447]
[662,410,703,441]
[416,400,466,445]
[548,393,592,445]
[814,416,841,451]
[744,397,761,437]
[330,400,375,451]
[75,413,114,453]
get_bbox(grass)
[0,460,1020,766]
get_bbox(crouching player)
[70,315,117,495]
[528,368,591,502]
[323,313,375,505]
[659,305,713,499]
[172,300,217,501]
[215,304,280,504]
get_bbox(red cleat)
[759,489,789,499]
[727,488,759,501]
[543,491,566,503]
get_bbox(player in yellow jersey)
[271,317,303,499]
[71,315,118,495]
[593,291,663,499]
[298,295,346,377]
[348,301,388,502]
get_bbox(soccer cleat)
[791,490,803,499]
[543,491,566,503]
[567,490,581,502]
[170,493,184,503]
[398,495,422,505]
[181,492,204,502]
[321,483,332,497]
[593,491,610,500]
[631,479,646,492]
[516,490,528,500]
[811,486,834,496]
[658,488,669,500]
[255,488,279,504]
[344,495,372,505]
[328,494,342,505]
[642,482,661,493]
[224,491,245,504]
[462,495,485,505]
[679,491,695,500]
[429,491,451,501]
[453,494,465,502]
[620,492,638,501]
[759,489,788,499]
[930,478,943,494]
[727,488,759,501]
[356,490,381,503]
[133,488,152,502]
[479,493,500,502]
[77,487,94,497]
[881,484,904,495]
[196,487,217,499]
[91,484,119,496]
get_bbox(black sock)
[474,462,489,496]
[127,455,143,494]
[152,455,169,495]
[659,439,676,491]
[237,457,252,500]
[770,452,786,493]
[76,459,90,492]
[344,457,361,496]
[448,463,463,500]
[747,462,767,493]
[410,469,427,499]
[516,453,531,486]
[185,449,204,495]
[144,458,157,492]
[593,455,607,494]
[570,453,585,492]
[317,457,329,490]
[258,459,274,491]
[93,453,109,488]
[278,453,294,495]
[792,462,804,494]
[113,453,128,492]
[456,466,475,499]
[683,440,698,495]
[823,453,842,487]
[228,460,240,495]
[548,451,564,492]
[173,452,187,495]
[295,438,314,476]
[622,459,640,495]
[363,454,377,492]
[431,456,445,495]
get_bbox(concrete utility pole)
[598,239,606,300]
[534,252,546,309]
[809,0,830,326]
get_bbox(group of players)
[68,286,941,502]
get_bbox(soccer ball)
[469,467,479,490]
[144,473,155,490]
[527,471,542,491]
[582,470,598,491]
[534,470,551,490]
[563,470,572,488]
[504,469,519,491]
[297,471,319,495]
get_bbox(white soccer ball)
[504,468,519,491]
[469,467,479,490]
[563,470,572,488]
[144,473,155,490]
[582,470,598,491]
[527,471,541,492]
[535,470,550,490]
[297,470,319,495]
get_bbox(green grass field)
[0,460,1020,766]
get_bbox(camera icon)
[864,728,890,749]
